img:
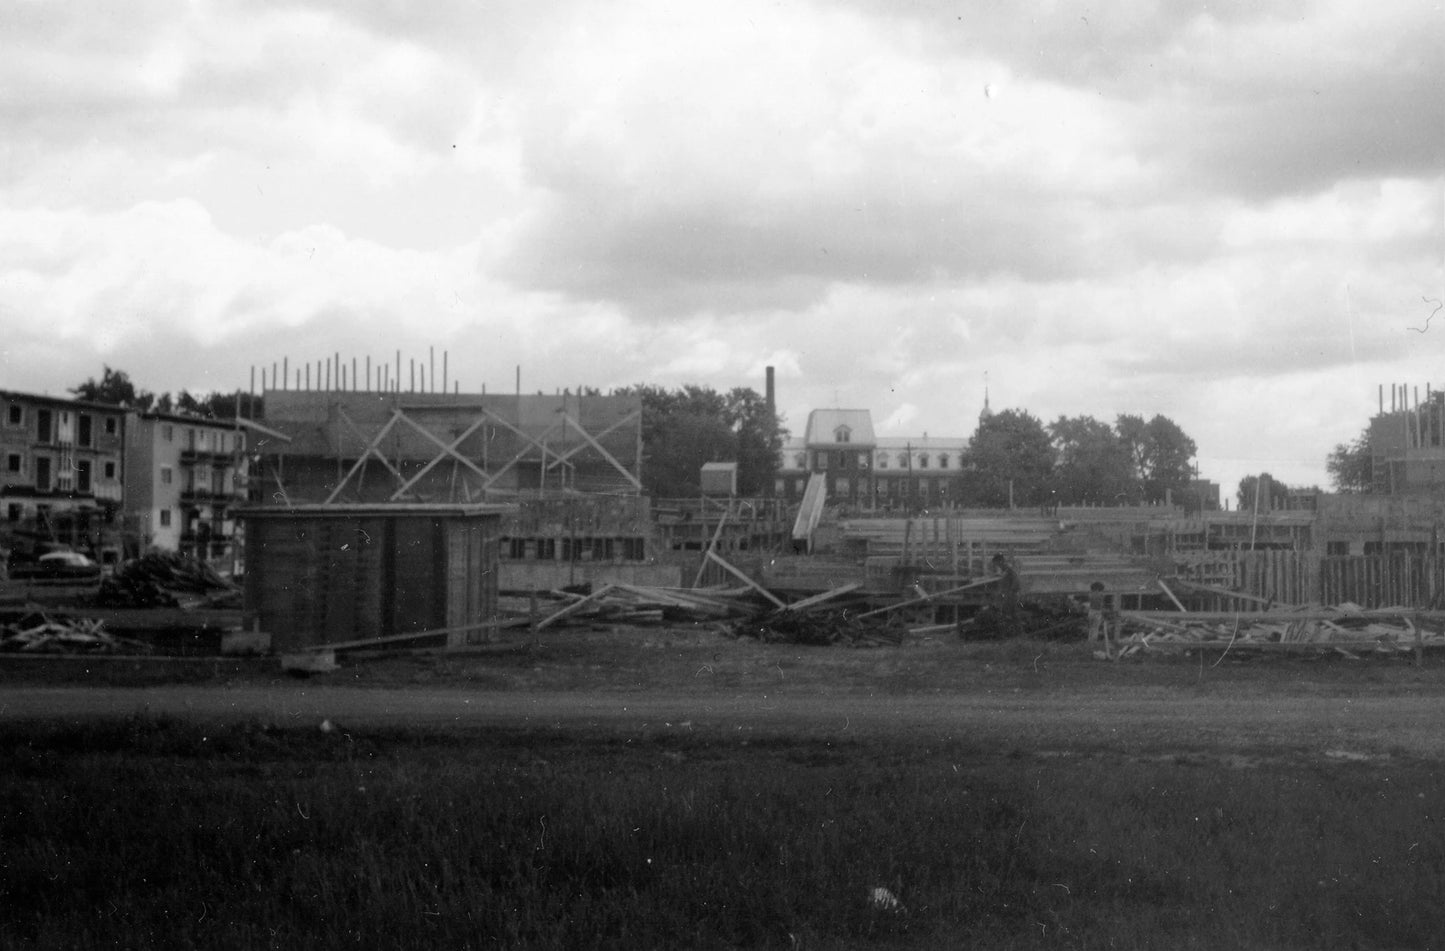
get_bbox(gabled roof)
[803,409,875,447]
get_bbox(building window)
[159,508,172,528]
[877,453,888,469]
[78,414,93,447]
[897,452,908,468]
[163,425,174,442]
[938,454,949,469]
[7,503,21,522]
[105,417,117,435]
[794,452,806,469]
[5,453,19,473]
[6,405,20,426]
[834,425,851,443]
[858,452,870,469]
[104,461,116,479]
[919,454,930,469]
[161,466,173,485]
[236,433,245,451]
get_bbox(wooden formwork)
[1178,549,1443,610]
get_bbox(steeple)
[979,373,993,424]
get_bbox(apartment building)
[123,411,248,566]
[0,390,127,560]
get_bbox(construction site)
[5,367,1445,663]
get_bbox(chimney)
[765,365,775,418]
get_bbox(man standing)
[990,553,1021,638]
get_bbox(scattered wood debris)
[95,552,240,609]
[1115,603,1445,658]
[0,611,153,654]
[732,606,905,647]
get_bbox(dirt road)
[5,682,1444,759]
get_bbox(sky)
[1,0,1441,501]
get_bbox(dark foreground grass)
[1,718,1441,950]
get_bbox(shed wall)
[245,511,500,651]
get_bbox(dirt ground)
[4,627,1445,762]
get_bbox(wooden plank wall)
[245,512,502,651]
[1206,550,1444,609]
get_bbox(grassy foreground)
[1,716,1441,950]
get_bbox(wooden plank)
[299,618,512,652]
[783,583,864,613]
[1157,579,1188,612]
[535,584,616,630]
[856,576,997,619]
[706,550,786,608]
[693,504,730,588]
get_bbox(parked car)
[8,550,103,581]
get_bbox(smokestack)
[765,365,775,417]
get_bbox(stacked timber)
[1116,604,1445,658]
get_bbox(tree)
[69,365,155,410]
[724,387,786,496]
[1048,415,1135,505]
[69,368,262,418]
[1116,413,1197,503]
[960,409,1054,507]
[617,383,786,498]
[1326,431,1373,493]
[1236,473,1290,512]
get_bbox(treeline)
[70,366,262,419]
[969,409,1198,508]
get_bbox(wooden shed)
[240,503,512,652]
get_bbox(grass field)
[2,631,1443,949]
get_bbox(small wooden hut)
[240,503,512,652]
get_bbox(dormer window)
[834,425,851,444]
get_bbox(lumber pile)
[0,611,152,654]
[1116,604,1445,658]
[531,583,761,630]
[733,606,905,647]
[95,552,240,609]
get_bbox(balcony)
[179,449,234,466]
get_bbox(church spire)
[979,372,993,424]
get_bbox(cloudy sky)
[2,1,1440,499]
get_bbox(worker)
[990,553,1021,638]
[1087,581,1106,642]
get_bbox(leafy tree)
[1048,415,1135,505]
[1236,473,1290,512]
[960,409,1054,507]
[1116,413,1197,503]
[69,365,156,410]
[1326,431,1373,493]
[69,368,262,418]
[617,383,785,497]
